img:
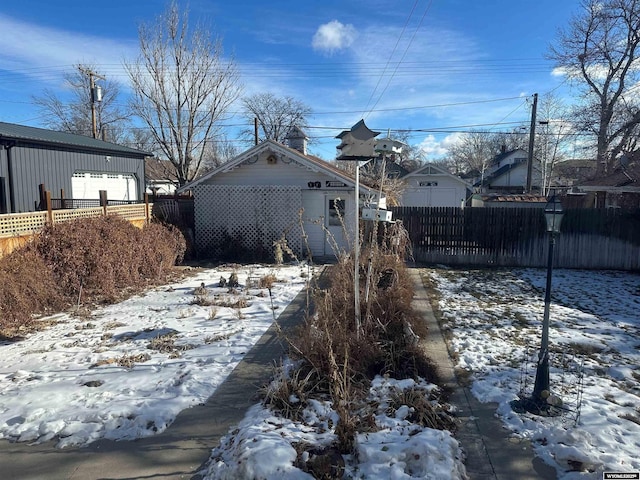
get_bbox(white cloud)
[0,14,137,83]
[418,134,448,159]
[312,20,357,55]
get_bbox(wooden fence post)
[38,183,46,211]
[99,190,108,216]
[60,189,65,209]
[144,193,150,225]
[45,190,53,225]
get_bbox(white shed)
[400,163,471,208]
[177,140,383,260]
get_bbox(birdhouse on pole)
[375,137,406,156]
[336,120,380,160]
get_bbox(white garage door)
[72,172,138,201]
[403,187,459,207]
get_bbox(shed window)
[328,199,345,226]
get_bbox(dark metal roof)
[0,122,151,157]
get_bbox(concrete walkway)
[0,276,312,480]
[409,268,557,480]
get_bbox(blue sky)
[0,0,580,160]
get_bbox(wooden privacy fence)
[391,206,640,270]
[0,201,152,259]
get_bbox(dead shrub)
[34,216,185,301]
[0,248,65,338]
[0,215,185,336]
[387,385,456,431]
[259,274,277,289]
[279,237,443,453]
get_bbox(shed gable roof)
[177,140,380,195]
[404,162,472,186]
[0,122,151,157]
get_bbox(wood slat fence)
[0,201,152,259]
[391,206,640,270]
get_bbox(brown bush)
[0,216,186,337]
[34,216,185,301]
[0,248,65,336]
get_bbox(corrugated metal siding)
[0,147,8,213]
[9,143,145,212]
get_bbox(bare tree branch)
[548,0,640,177]
[241,93,311,144]
[125,1,242,186]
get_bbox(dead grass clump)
[387,386,456,431]
[262,365,319,422]
[259,274,277,289]
[148,333,195,356]
[91,353,151,369]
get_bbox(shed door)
[325,196,349,256]
[72,172,138,201]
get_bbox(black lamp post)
[528,195,564,414]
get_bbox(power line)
[365,0,434,118]
[362,0,419,115]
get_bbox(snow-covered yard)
[0,264,308,448]
[2,262,638,479]
[426,267,640,479]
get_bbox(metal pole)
[354,162,361,338]
[90,73,98,139]
[532,232,555,403]
[526,93,538,193]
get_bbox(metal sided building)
[0,122,150,213]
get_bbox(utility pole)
[78,66,106,139]
[526,93,538,193]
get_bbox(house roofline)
[0,121,152,157]
[176,139,382,196]
[403,162,473,187]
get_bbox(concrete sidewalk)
[0,277,312,480]
[409,268,557,480]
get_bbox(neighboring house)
[574,157,640,208]
[400,163,471,208]
[145,158,178,196]
[473,148,541,194]
[0,122,149,213]
[177,138,385,259]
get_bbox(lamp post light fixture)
[528,195,564,414]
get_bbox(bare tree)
[392,131,426,171]
[125,1,242,186]
[242,93,311,144]
[443,129,528,178]
[549,0,640,177]
[33,64,131,142]
[200,134,239,173]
